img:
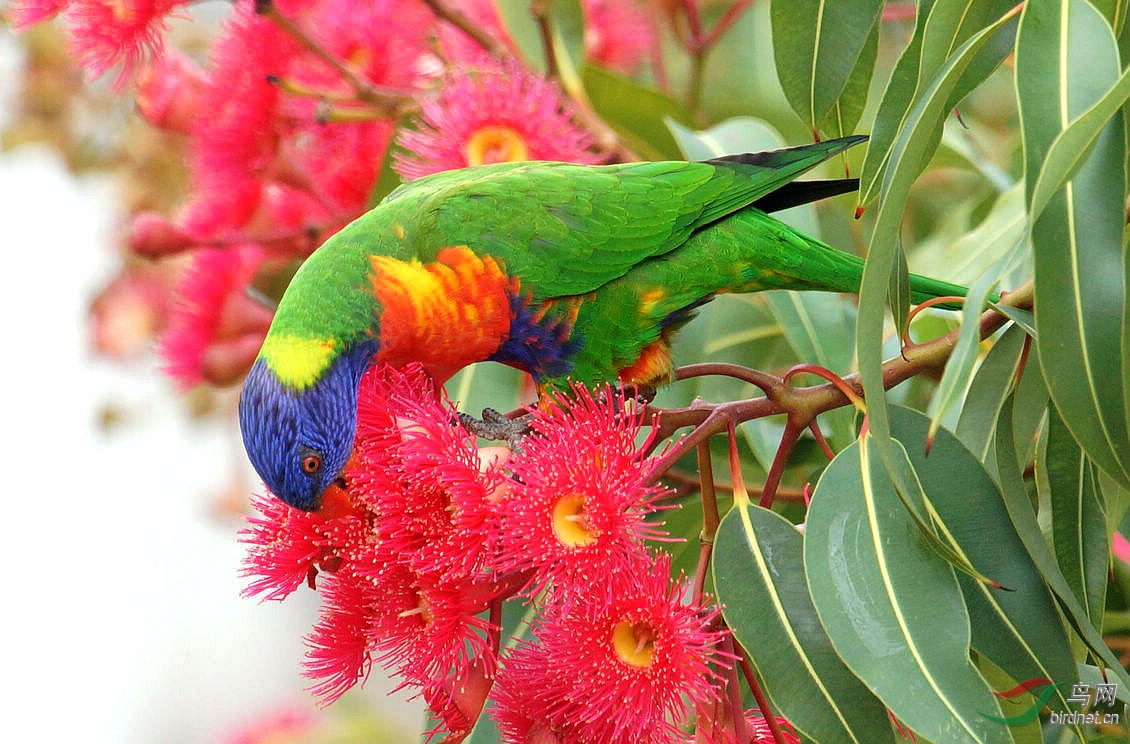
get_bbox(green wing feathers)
[392,136,868,299]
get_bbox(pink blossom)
[158,245,272,388]
[135,49,207,134]
[66,0,186,86]
[493,384,671,600]
[494,553,729,744]
[8,0,71,28]
[395,61,599,180]
[583,0,654,74]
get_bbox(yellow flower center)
[465,125,529,166]
[348,46,371,70]
[612,620,657,668]
[552,493,598,548]
[109,0,138,23]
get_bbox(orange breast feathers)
[369,246,514,383]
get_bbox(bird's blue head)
[238,344,373,511]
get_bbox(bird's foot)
[611,383,656,407]
[458,408,532,451]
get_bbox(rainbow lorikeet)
[240,135,975,511]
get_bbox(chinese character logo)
[984,678,1123,728]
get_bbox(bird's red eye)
[302,455,322,474]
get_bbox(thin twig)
[692,442,719,602]
[698,0,757,50]
[529,0,560,79]
[737,644,792,744]
[418,0,511,57]
[675,362,783,396]
[758,419,802,508]
[256,0,416,117]
[723,635,753,744]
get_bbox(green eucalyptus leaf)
[1027,65,1130,224]
[817,20,880,140]
[770,0,883,135]
[1016,0,1130,489]
[714,502,896,743]
[955,324,1029,464]
[889,406,1080,731]
[1037,408,1110,630]
[859,0,1020,206]
[1091,0,1130,32]
[925,251,1015,445]
[856,6,1021,495]
[994,395,1130,688]
[914,183,1028,286]
[804,433,1013,743]
[584,66,691,160]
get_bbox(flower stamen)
[552,493,598,547]
[464,125,529,165]
[612,620,657,668]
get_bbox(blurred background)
[0,24,423,744]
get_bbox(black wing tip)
[706,134,869,168]
[751,178,860,213]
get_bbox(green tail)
[664,208,994,310]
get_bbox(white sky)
[0,50,422,744]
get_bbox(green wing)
[382,136,866,300]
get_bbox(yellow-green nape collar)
[260,334,339,391]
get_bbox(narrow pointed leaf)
[1017,0,1130,488]
[994,395,1130,688]
[1037,409,1110,630]
[770,0,883,136]
[955,324,1028,464]
[714,503,896,743]
[1028,64,1130,224]
[817,20,879,140]
[859,0,1020,205]
[856,6,1021,502]
[1009,350,1050,472]
[924,261,1010,444]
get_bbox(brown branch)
[675,362,783,395]
[645,282,1033,485]
[529,0,560,80]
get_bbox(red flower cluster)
[14,1,798,740]
[240,364,731,741]
[493,553,727,744]
[15,0,654,385]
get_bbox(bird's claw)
[457,408,531,451]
